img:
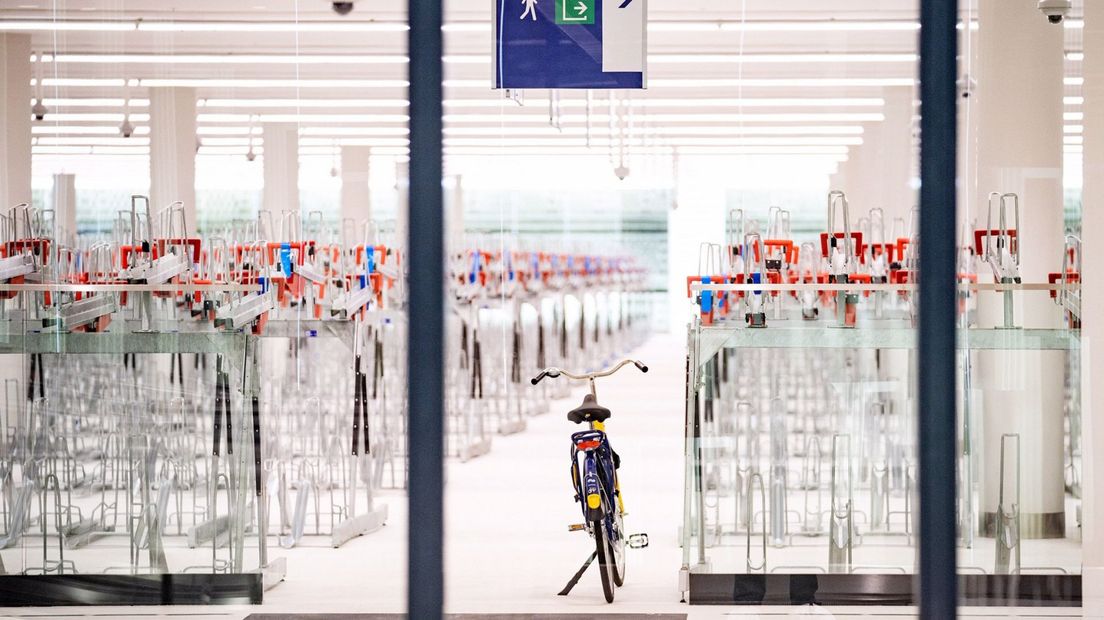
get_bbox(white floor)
[0,334,1091,618]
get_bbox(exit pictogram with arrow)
[555,0,595,25]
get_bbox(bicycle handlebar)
[530,359,648,385]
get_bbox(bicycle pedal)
[567,523,586,532]
[627,533,649,549]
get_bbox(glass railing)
[679,218,1082,607]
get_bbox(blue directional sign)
[494,0,647,90]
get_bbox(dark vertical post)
[407,0,445,617]
[918,0,958,617]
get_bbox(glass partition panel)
[955,0,1084,609]
[1,0,411,610]
[674,0,926,605]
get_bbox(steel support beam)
[407,0,445,617]
[917,0,959,617]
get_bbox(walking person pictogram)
[521,0,538,21]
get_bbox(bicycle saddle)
[567,393,611,424]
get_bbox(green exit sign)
[555,0,595,25]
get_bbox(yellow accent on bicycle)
[615,475,626,515]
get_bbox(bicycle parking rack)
[0,199,651,605]
[679,191,1083,607]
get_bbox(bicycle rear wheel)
[592,518,616,603]
[611,508,627,587]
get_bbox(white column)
[667,155,726,333]
[149,88,197,229]
[1080,0,1104,584]
[340,146,372,225]
[959,40,981,234]
[831,89,914,228]
[448,175,466,251]
[0,35,31,424]
[868,88,918,437]
[262,124,299,218]
[258,124,299,384]
[828,155,850,195]
[0,34,32,210]
[51,173,76,242]
[851,122,881,212]
[873,86,916,227]
[827,169,845,195]
[395,160,409,251]
[835,122,886,215]
[148,89,197,386]
[975,0,1066,540]
[831,145,860,197]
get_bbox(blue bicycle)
[532,359,648,603]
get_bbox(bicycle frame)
[538,360,643,529]
[570,428,618,524]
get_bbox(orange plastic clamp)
[848,272,873,297]
[819,232,864,261]
[157,238,202,264]
[973,229,1018,257]
[1048,271,1080,299]
[685,276,701,298]
[763,239,798,265]
[6,239,51,263]
[868,243,896,263]
[895,238,911,261]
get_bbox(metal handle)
[531,358,647,384]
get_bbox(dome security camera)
[31,98,47,121]
[1038,0,1071,24]
[119,116,135,138]
[332,1,355,15]
[957,74,977,100]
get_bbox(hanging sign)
[494,0,646,89]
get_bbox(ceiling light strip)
[36,52,922,66]
[444,97,887,108]
[442,113,886,123]
[36,77,408,88]
[0,18,1085,34]
[35,97,888,110]
[443,78,916,88]
[39,53,410,65]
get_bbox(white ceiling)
[0,0,1083,162]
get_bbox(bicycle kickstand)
[557,550,599,596]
